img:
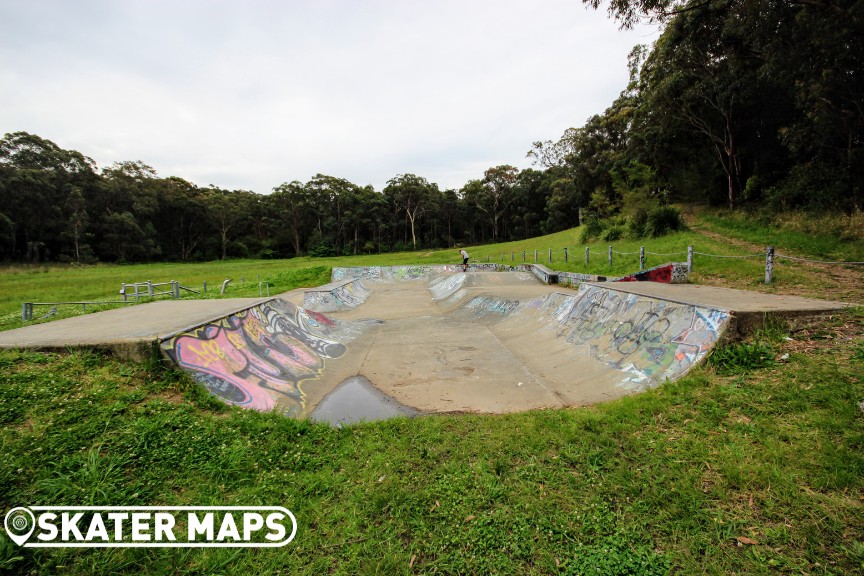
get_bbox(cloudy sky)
[0,0,658,194]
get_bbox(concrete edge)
[304,278,357,292]
[587,282,733,313]
[157,296,278,343]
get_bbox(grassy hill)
[1,209,863,575]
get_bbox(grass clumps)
[1,309,863,576]
[708,319,789,375]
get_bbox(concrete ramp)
[448,286,730,401]
[159,299,368,416]
[143,272,835,417]
[302,278,371,312]
[0,267,848,422]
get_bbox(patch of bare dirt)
[780,314,864,356]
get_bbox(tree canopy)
[1,1,860,262]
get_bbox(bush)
[627,207,649,239]
[578,214,605,244]
[602,224,626,242]
[645,206,687,238]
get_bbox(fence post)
[564,247,568,262]
[534,249,538,263]
[203,281,207,294]
[522,250,526,262]
[511,252,514,262]
[241,276,245,286]
[687,246,694,273]
[133,283,140,302]
[220,278,231,295]
[548,248,552,263]
[765,246,775,284]
[22,303,33,321]
[639,246,645,270]
[585,247,589,265]
[147,280,154,297]
[120,283,127,302]
[608,246,613,268]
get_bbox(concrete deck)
[0,298,274,358]
[595,281,853,312]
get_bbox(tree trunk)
[293,229,301,257]
[407,211,417,250]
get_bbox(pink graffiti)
[170,309,326,413]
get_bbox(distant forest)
[1,0,860,263]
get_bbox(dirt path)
[686,218,864,305]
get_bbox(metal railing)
[120,280,182,301]
[21,300,135,321]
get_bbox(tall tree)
[477,165,519,242]
[384,174,437,250]
[271,181,312,256]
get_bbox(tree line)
[0,132,576,262]
[1,0,860,263]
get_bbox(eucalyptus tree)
[384,174,437,250]
[271,181,312,256]
[0,131,98,261]
[477,165,519,242]
[155,177,208,261]
[99,160,162,260]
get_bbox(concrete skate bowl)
[159,269,731,425]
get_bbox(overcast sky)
[0,0,659,194]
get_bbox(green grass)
[5,211,850,332]
[1,322,862,574]
[696,210,864,262]
[2,211,864,573]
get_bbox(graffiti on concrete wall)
[539,285,728,391]
[161,299,354,416]
[303,279,370,312]
[428,274,467,301]
[614,262,689,284]
[465,295,521,316]
[331,264,501,283]
[557,271,608,287]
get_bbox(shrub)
[578,214,604,244]
[602,224,626,242]
[627,207,649,239]
[645,206,687,238]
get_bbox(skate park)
[0,264,849,426]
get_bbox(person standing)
[459,249,469,272]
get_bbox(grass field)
[4,209,862,332]
[1,211,863,574]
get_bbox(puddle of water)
[309,375,419,426]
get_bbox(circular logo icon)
[4,507,35,546]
